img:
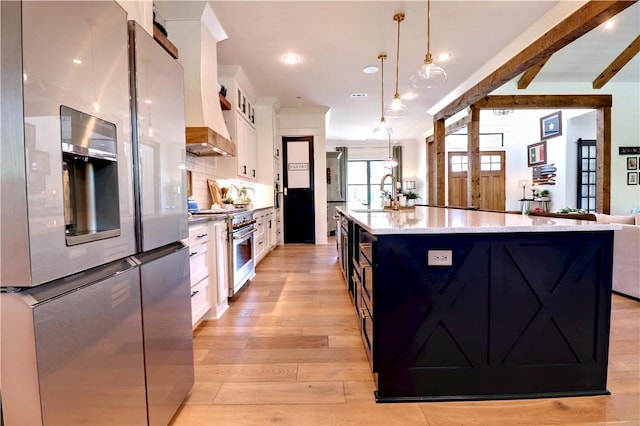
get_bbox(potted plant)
[222,197,235,209]
[538,189,551,200]
[404,191,420,207]
[231,184,254,206]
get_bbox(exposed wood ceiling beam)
[517,56,551,90]
[445,114,471,136]
[593,35,640,89]
[473,94,613,109]
[434,0,637,121]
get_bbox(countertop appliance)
[1,4,193,425]
[227,211,257,297]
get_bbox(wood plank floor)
[170,241,640,425]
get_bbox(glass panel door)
[577,139,597,212]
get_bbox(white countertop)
[337,206,620,235]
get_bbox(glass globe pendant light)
[410,0,447,89]
[373,54,392,136]
[386,13,408,117]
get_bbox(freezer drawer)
[135,242,194,426]
[0,258,148,426]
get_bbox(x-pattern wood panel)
[382,243,488,370]
[498,241,602,366]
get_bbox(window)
[481,154,502,171]
[450,154,468,173]
[347,160,392,206]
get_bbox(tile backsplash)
[186,153,217,208]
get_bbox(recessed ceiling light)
[604,19,615,30]
[73,58,82,64]
[437,53,452,62]
[402,92,417,100]
[282,54,300,64]
[350,92,368,98]
[362,65,379,74]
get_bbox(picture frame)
[527,141,547,167]
[540,111,562,140]
[627,157,638,170]
[628,172,638,185]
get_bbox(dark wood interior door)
[283,136,315,243]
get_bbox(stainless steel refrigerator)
[1,3,193,425]
[326,151,346,236]
[127,20,193,426]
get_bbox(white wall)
[116,0,153,34]
[445,108,597,212]
[494,81,640,215]
[279,107,330,245]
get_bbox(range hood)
[186,127,235,156]
[162,3,234,156]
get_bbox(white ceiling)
[157,1,639,145]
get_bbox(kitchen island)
[337,206,618,402]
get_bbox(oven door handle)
[233,228,257,240]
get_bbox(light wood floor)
[170,241,640,425]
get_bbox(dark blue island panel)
[371,230,614,402]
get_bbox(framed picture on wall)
[540,111,562,140]
[627,157,638,170]
[527,141,547,167]
[628,172,638,185]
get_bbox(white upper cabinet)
[218,67,257,181]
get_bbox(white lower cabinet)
[254,208,275,265]
[188,223,210,328]
[205,220,229,320]
[189,220,229,328]
[268,211,277,250]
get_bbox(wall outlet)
[427,250,453,266]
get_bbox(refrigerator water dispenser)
[61,105,121,246]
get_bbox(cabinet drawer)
[191,277,210,327]
[360,261,372,314]
[189,224,209,246]
[361,305,374,370]
[189,248,209,285]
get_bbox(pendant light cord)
[378,54,386,120]
[393,14,404,96]
[426,0,432,62]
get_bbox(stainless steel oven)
[227,212,256,297]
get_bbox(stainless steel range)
[227,211,257,297]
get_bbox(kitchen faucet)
[380,173,398,200]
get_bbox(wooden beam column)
[467,107,481,208]
[427,136,435,205]
[597,107,612,214]
[434,119,446,206]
